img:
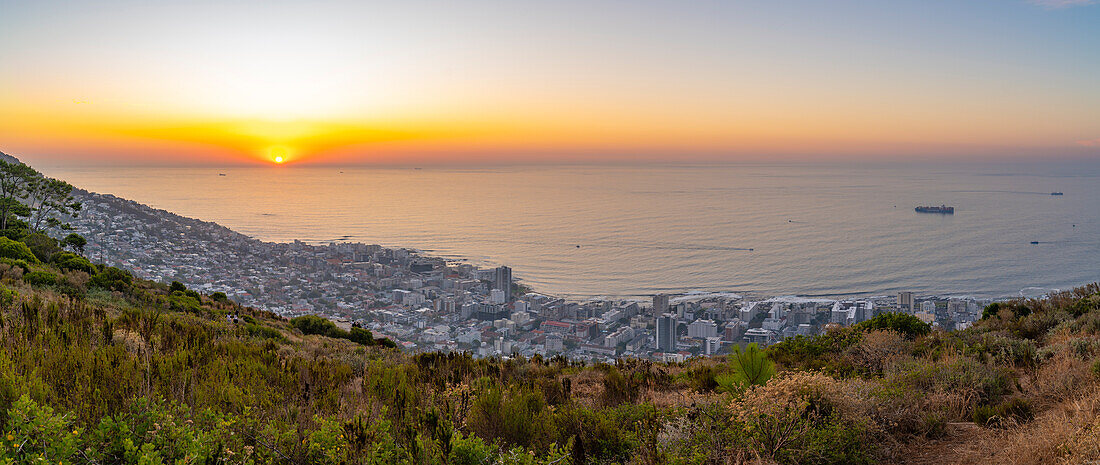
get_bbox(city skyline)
[2,0,1099,166]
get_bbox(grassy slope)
[1,251,1099,464]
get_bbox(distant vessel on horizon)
[915,205,954,214]
[1051,192,1063,195]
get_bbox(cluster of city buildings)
[69,189,991,362]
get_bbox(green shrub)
[775,418,873,465]
[1068,293,1100,317]
[167,291,202,314]
[687,364,719,392]
[769,327,862,373]
[887,356,1011,406]
[23,270,58,287]
[0,236,38,263]
[349,327,375,345]
[52,251,96,274]
[982,302,1031,320]
[244,323,284,341]
[1,395,80,461]
[966,333,1037,367]
[600,366,639,406]
[716,343,775,393]
[89,266,133,292]
[854,312,931,338]
[292,314,342,337]
[449,432,494,465]
[0,258,31,273]
[972,398,1032,428]
[20,232,60,263]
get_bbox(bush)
[0,236,38,263]
[244,323,284,341]
[716,343,775,393]
[1068,293,1100,317]
[0,257,31,273]
[467,384,554,450]
[885,356,1011,411]
[769,327,863,374]
[167,291,202,314]
[843,330,911,374]
[292,314,342,337]
[89,266,133,292]
[854,312,931,338]
[1,395,80,461]
[52,251,96,274]
[23,270,58,287]
[966,333,1037,367]
[20,232,60,263]
[972,398,1032,428]
[349,327,375,345]
[982,302,1031,320]
[600,366,639,406]
[731,372,874,464]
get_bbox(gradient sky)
[2,0,1099,165]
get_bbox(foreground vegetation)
[1,247,1099,464]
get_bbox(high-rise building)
[897,292,914,312]
[947,299,967,316]
[704,336,723,355]
[493,266,512,302]
[653,293,670,316]
[687,319,719,339]
[655,313,678,352]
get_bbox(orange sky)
[2,1,1098,166]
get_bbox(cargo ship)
[1051,192,1063,195]
[915,205,954,214]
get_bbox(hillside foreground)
[0,247,1098,463]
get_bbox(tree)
[25,177,81,232]
[21,232,60,263]
[62,232,87,254]
[0,160,37,231]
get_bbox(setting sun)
[270,146,288,164]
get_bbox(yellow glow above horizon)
[1,1,1098,164]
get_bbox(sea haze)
[40,161,1100,300]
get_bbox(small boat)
[1030,241,1039,245]
[218,173,227,176]
[1051,192,1063,195]
[915,205,954,214]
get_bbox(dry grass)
[1023,352,1093,405]
[890,383,1100,465]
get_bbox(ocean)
[38,160,1100,300]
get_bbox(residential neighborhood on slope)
[69,189,989,362]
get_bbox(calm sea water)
[38,161,1100,299]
